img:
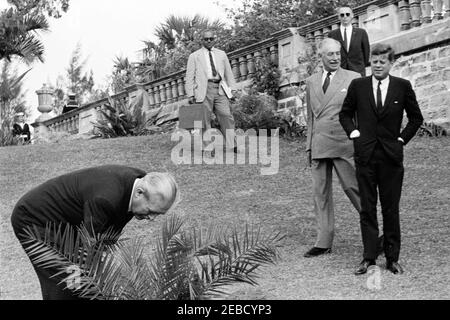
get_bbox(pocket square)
[341,88,347,92]
[394,101,399,104]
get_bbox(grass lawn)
[0,134,449,300]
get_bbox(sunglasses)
[203,37,215,41]
[340,13,351,17]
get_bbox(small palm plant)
[21,214,283,300]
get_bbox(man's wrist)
[398,137,405,144]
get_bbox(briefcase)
[178,103,211,130]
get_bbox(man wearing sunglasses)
[328,7,370,76]
[186,30,238,153]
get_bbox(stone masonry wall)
[390,42,450,129]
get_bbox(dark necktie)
[343,28,348,51]
[322,72,332,93]
[208,49,217,77]
[377,81,383,111]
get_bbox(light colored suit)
[186,47,236,102]
[305,67,361,248]
[185,47,237,149]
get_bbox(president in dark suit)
[339,44,423,275]
[328,6,370,76]
[11,165,179,300]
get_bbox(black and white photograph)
[0,0,449,305]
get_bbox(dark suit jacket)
[12,123,30,141]
[328,28,370,75]
[339,75,424,166]
[11,165,146,238]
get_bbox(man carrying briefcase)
[185,30,238,153]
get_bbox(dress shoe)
[303,247,331,258]
[386,261,404,274]
[354,259,376,275]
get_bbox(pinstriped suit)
[306,67,362,248]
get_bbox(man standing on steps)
[328,6,370,76]
[185,30,238,153]
[303,38,362,258]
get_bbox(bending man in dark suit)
[185,30,238,153]
[11,165,179,299]
[339,44,423,275]
[304,38,361,258]
[328,6,370,76]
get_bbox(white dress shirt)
[340,25,353,52]
[321,70,337,86]
[202,47,221,81]
[128,179,138,212]
[372,76,389,107]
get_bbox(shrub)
[21,214,283,300]
[416,122,448,137]
[232,92,281,133]
[250,54,281,99]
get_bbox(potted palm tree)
[21,214,283,300]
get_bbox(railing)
[34,0,449,135]
[296,0,450,43]
[44,111,80,133]
[397,0,450,30]
[38,91,130,134]
[138,37,279,110]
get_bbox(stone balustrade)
[32,0,450,135]
[297,0,449,44]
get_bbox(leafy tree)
[66,43,94,102]
[0,62,30,146]
[110,56,137,93]
[21,214,283,300]
[7,0,70,19]
[0,8,49,64]
[52,43,95,114]
[137,14,234,79]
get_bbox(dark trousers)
[356,143,404,262]
[12,223,84,300]
[33,264,84,300]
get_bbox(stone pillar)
[165,82,172,103]
[444,0,450,17]
[323,26,331,38]
[421,0,433,23]
[410,0,422,27]
[154,85,161,106]
[231,58,240,81]
[399,0,411,30]
[239,56,248,81]
[171,80,178,101]
[270,45,278,65]
[313,29,323,43]
[147,87,155,107]
[159,84,166,104]
[247,53,255,77]
[352,16,359,28]
[177,78,185,99]
[432,0,444,20]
